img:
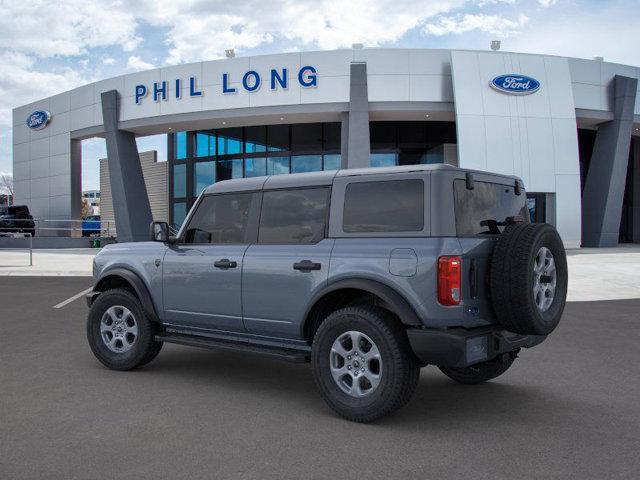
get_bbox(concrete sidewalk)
[566,245,640,301]
[0,248,95,276]
[0,245,639,301]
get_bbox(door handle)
[293,260,321,271]
[214,258,237,269]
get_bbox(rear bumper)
[407,325,546,368]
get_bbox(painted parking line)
[53,287,93,309]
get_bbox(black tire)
[490,223,568,335]
[312,306,419,423]
[139,339,164,367]
[439,353,516,385]
[86,288,163,371]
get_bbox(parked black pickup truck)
[0,205,36,237]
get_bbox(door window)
[259,188,329,244]
[183,193,253,244]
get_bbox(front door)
[162,191,259,332]
[242,187,333,339]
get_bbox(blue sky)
[1,0,638,191]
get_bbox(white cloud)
[424,13,529,36]
[126,56,156,72]
[0,0,639,175]
[135,0,465,64]
[475,0,517,6]
[507,11,640,66]
[0,51,89,172]
[0,51,87,125]
[0,0,141,57]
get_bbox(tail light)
[438,256,461,306]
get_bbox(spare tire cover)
[490,223,568,335]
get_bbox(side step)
[156,332,311,363]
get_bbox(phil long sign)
[135,66,318,105]
[490,74,540,95]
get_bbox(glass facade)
[369,121,457,166]
[168,123,342,227]
[168,120,457,228]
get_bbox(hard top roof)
[202,163,519,194]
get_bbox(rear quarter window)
[453,179,529,235]
[343,179,424,233]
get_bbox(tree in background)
[0,173,13,206]
[81,198,92,218]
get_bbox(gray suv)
[86,164,567,422]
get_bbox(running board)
[156,332,311,363]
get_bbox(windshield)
[453,179,529,235]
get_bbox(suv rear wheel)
[312,306,419,422]
[86,288,163,370]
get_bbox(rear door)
[242,187,333,339]
[452,179,529,321]
[162,192,260,332]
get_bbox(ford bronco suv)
[86,164,567,422]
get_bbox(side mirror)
[150,221,170,242]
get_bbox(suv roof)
[203,164,521,195]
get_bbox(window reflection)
[194,161,216,195]
[370,153,397,168]
[172,202,187,231]
[170,123,344,227]
[267,157,290,175]
[173,163,186,197]
[217,159,243,181]
[323,154,341,171]
[245,126,267,153]
[195,131,215,157]
[218,128,243,155]
[291,155,322,173]
[245,158,267,177]
[174,131,187,160]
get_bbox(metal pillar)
[582,75,638,247]
[343,62,371,169]
[101,90,153,243]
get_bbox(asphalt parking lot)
[1,277,639,479]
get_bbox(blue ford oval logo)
[490,74,540,95]
[26,110,51,130]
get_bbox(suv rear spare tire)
[490,223,567,335]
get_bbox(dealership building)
[11,48,640,247]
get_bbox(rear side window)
[453,180,529,236]
[259,188,329,244]
[343,179,424,233]
[184,193,253,244]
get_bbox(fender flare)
[303,278,422,329]
[93,267,159,322]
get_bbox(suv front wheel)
[312,306,419,422]
[86,288,163,371]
